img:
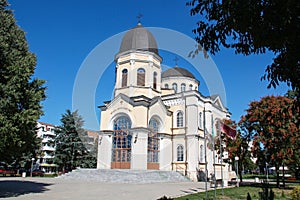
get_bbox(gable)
[211,95,226,111]
[150,97,171,115]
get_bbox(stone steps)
[57,168,191,183]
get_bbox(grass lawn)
[175,184,296,200]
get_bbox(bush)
[291,186,300,200]
[157,196,173,200]
[43,173,58,178]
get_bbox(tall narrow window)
[137,68,145,86]
[189,84,193,91]
[181,83,186,92]
[172,83,177,93]
[148,118,160,165]
[177,145,184,161]
[199,112,203,129]
[165,83,169,89]
[121,69,128,87]
[177,111,183,127]
[153,72,157,89]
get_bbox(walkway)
[0,177,206,200]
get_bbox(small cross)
[137,13,143,23]
[173,56,179,66]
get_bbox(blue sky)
[9,0,289,130]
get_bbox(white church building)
[97,23,234,182]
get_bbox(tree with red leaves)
[240,95,299,187]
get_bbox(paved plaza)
[0,177,206,200]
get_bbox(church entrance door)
[111,116,132,169]
[111,130,131,169]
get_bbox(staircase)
[57,168,191,183]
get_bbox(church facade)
[97,23,234,182]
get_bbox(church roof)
[116,23,159,57]
[162,66,195,79]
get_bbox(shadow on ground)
[0,180,52,198]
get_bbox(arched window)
[200,145,204,163]
[176,111,183,127]
[148,118,160,165]
[177,145,184,161]
[121,69,128,87]
[165,83,169,89]
[153,72,157,89]
[189,84,193,91]
[149,118,160,132]
[199,112,203,129]
[137,68,145,86]
[113,116,131,130]
[181,83,186,92]
[172,83,177,93]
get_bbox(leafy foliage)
[0,0,46,165]
[240,95,299,187]
[187,0,300,98]
[51,110,96,170]
[291,186,300,200]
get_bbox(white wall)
[131,130,148,170]
[97,134,112,169]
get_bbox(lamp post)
[211,116,217,198]
[235,156,239,187]
[203,108,208,200]
[31,158,35,177]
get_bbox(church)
[97,23,234,182]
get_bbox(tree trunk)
[276,166,280,188]
[282,164,285,188]
[239,171,243,182]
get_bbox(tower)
[114,23,162,98]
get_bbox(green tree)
[240,95,299,187]
[187,0,300,99]
[0,0,46,166]
[52,110,96,171]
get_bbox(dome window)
[137,68,145,86]
[189,84,193,91]
[165,83,169,89]
[172,83,177,93]
[121,69,128,87]
[153,72,157,90]
[181,83,186,92]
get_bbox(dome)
[116,23,159,58]
[162,66,195,79]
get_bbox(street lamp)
[203,108,208,200]
[31,158,35,177]
[235,156,239,187]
